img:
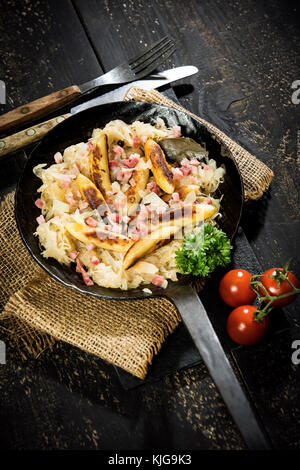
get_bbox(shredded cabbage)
[33,119,226,289]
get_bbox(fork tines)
[129,36,175,75]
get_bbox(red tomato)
[219,269,256,308]
[226,305,268,345]
[259,268,299,308]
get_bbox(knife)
[71,66,198,114]
[0,66,198,158]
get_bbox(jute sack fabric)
[0,194,180,379]
[0,91,273,379]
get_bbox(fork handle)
[0,85,81,134]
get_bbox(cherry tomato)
[226,305,268,345]
[259,268,299,308]
[219,269,256,308]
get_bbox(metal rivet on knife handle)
[0,114,71,159]
[0,86,80,134]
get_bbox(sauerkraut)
[33,119,225,290]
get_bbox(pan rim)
[15,101,244,301]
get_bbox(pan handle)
[168,283,271,450]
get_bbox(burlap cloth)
[0,89,273,379]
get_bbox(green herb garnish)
[175,223,232,277]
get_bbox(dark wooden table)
[0,0,299,450]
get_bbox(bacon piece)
[181,158,191,167]
[36,215,45,225]
[61,180,72,189]
[204,165,210,171]
[87,243,95,252]
[61,175,73,188]
[75,258,94,286]
[72,162,80,175]
[120,167,134,174]
[121,157,139,168]
[35,198,44,209]
[109,160,118,168]
[147,181,160,194]
[172,168,184,180]
[54,152,63,164]
[181,166,192,176]
[65,192,76,206]
[133,136,140,148]
[190,158,200,166]
[117,168,133,182]
[90,256,99,266]
[87,141,94,151]
[115,170,123,182]
[151,274,165,286]
[85,217,98,227]
[206,197,212,204]
[112,145,123,157]
[69,250,79,260]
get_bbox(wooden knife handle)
[0,114,71,159]
[0,85,81,134]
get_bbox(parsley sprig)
[175,223,232,277]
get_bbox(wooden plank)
[73,0,300,448]
[0,0,299,451]
[74,0,300,270]
[0,0,102,114]
[0,340,244,449]
[0,0,103,191]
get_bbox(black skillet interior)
[15,101,243,300]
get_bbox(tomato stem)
[249,267,300,322]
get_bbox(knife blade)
[71,66,198,114]
[0,66,198,159]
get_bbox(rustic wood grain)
[0,0,299,451]
[75,0,300,296]
[0,0,102,116]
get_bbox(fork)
[0,36,175,134]
[80,36,175,92]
